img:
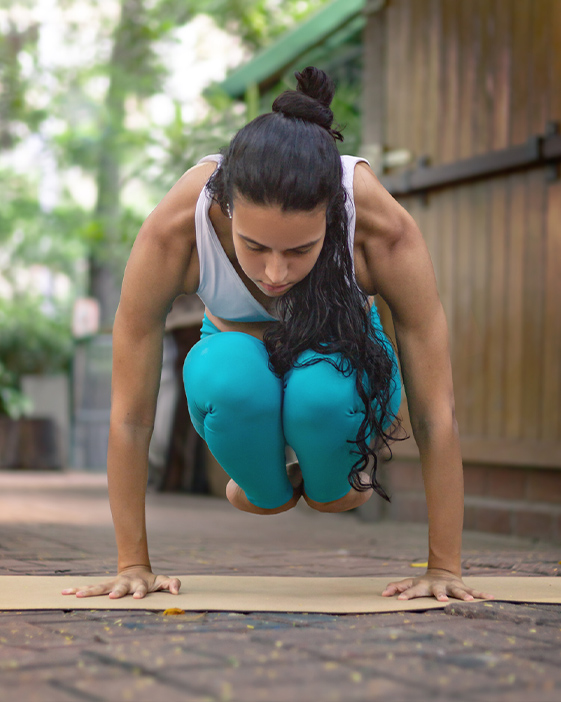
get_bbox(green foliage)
[0,21,46,148]
[0,170,88,282]
[0,295,74,379]
[192,0,331,49]
[0,361,32,419]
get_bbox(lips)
[261,282,290,294]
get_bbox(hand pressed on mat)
[61,565,181,599]
[382,568,494,602]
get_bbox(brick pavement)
[0,470,560,702]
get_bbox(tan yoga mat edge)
[1,576,560,613]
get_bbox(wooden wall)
[365,0,561,469]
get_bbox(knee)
[283,358,362,435]
[185,333,279,407]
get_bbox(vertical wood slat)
[542,180,561,440]
[458,0,476,160]
[491,0,512,150]
[472,0,490,156]
[470,181,489,436]
[453,185,474,433]
[509,0,532,146]
[504,173,526,438]
[439,0,460,164]
[379,0,560,455]
[487,180,508,436]
[522,170,546,439]
[409,0,426,162]
[393,0,411,167]
[542,0,561,440]
[425,0,441,166]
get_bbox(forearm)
[107,422,153,572]
[416,418,464,576]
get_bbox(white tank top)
[195,153,369,323]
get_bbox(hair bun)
[295,66,335,107]
[272,66,343,142]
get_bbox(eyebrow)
[237,234,322,252]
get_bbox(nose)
[264,253,288,285]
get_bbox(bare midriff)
[205,308,279,341]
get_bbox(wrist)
[118,562,152,574]
[426,565,462,578]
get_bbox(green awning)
[218,0,370,98]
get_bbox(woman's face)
[231,197,326,297]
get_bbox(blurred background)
[0,0,560,540]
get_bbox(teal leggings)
[183,304,402,509]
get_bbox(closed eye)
[246,244,312,255]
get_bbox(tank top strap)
[341,155,370,275]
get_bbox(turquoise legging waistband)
[183,304,402,509]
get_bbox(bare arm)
[353,164,492,601]
[63,163,214,598]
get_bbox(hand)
[382,568,494,602]
[61,565,181,600]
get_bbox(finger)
[431,585,449,602]
[70,583,114,598]
[448,585,474,601]
[108,585,132,599]
[153,576,182,595]
[396,583,430,600]
[133,585,148,599]
[382,579,413,597]
[465,588,494,600]
[168,578,181,594]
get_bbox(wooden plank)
[504,173,526,438]
[391,436,561,469]
[425,0,442,165]
[454,184,475,434]
[410,0,427,162]
[509,0,532,145]
[542,180,561,441]
[486,179,508,437]
[458,0,476,159]
[393,0,412,169]
[439,0,460,163]
[521,170,546,440]
[491,0,512,150]
[528,0,550,136]
[541,0,561,440]
[437,191,456,364]
[472,0,490,156]
[470,180,489,436]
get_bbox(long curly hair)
[205,67,403,500]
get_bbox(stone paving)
[0,470,560,702]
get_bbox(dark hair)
[206,67,402,501]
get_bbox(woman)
[63,67,491,604]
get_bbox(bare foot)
[225,479,301,515]
[303,470,373,513]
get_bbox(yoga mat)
[1,576,560,613]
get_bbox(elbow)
[411,402,458,444]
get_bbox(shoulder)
[352,161,417,248]
[139,160,218,250]
[120,161,218,317]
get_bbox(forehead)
[233,198,326,248]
